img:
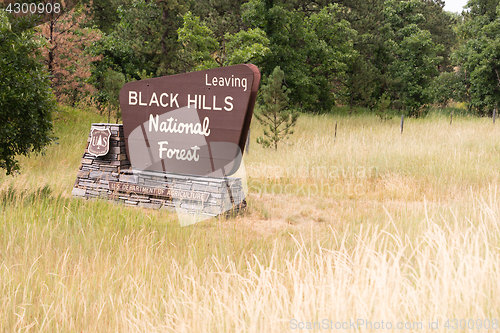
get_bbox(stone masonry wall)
[72,123,246,217]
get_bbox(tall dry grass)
[246,113,500,202]
[1,107,500,331]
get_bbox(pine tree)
[255,66,299,150]
[103,69,126,123]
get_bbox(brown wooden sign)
[119,64,260,176]
[109,182,209,201]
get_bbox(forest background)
[4,0,500,120]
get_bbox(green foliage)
[87,32,145,110]
[451,0,500,115]
[82,0,122,34]
[243,1,357,112]
[339,0,455,112]
[374,93,392,121]
[255,67,298,149]
[178,11,270,70]
[103,69,125,123]
[430,72,469,106]
[337,0,385,109]
[0,11,57,175]
[418,0,457,72]
[113,0,188,76]
[178,11,220,69]
[18,0,466,118]
[224,28,271,66]
[383,0,443,117]
[189,0,248,37]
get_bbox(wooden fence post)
[245,129,250,154]
[400,114,404,134]
[450,110,453,125]
[334,121,337,144]
[493,109,497,124]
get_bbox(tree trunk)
[48,20,55,79]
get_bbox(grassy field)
[1,106,500,332]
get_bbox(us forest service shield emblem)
[88,127,111,157]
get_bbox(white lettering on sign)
[213,95,222,110]
[148,114,210,137]
[129,91,137,105]
[187,94,233,111]
[128,91,179,108]
[205,74,248,91]
[171,93,179,108]
[224,96,233,111]
[158,141,200,161]
[129,91,234,111]
[149,92,159,107]
[139,92,147,106]
[160,93,169,107]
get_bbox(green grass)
[0,106,500,331]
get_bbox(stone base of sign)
[72,123,246,217]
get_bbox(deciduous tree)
[452,0,500,115]
[0,11,57,174]
[178,11,270,70]
[111,0,188,76]
[243,1,357,112]
[383,0,443,116]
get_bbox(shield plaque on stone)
[88,127,111,157]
